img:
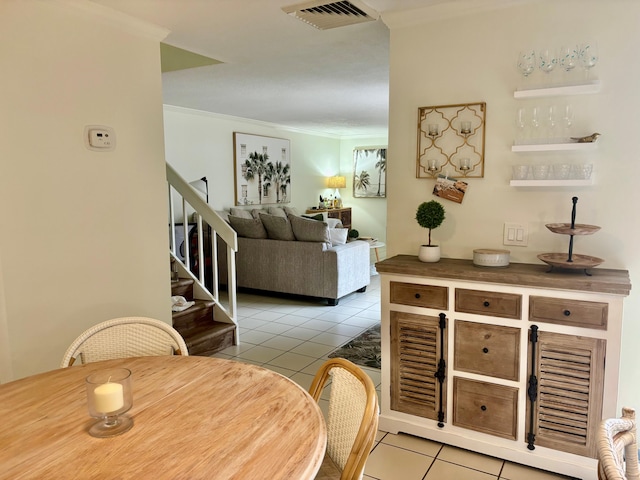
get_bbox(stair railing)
[166,164,238,336]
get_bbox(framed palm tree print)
[353,147,386,198]
[233,132,291,205]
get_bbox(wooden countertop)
[375,255,631,296]
[0,356,326,480]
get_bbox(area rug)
[329,324,381,369]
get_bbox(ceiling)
[88,0,510,137]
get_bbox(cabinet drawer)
[453,377,518,440]
[455,289,521,319]
[529,296,608,330]
[454,321,520,381]
[390,282,448,310]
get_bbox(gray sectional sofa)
[220,206,371,305]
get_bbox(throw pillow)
[302,213,324,221]
[228,216,267,239]
[329,228,349,246]
[283,206,301,217]
[250,208,264,219]
[259,214,295,241]
[288,214,330,243]
[229,207,252,219]
[267,206,287,218]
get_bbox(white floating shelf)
[514,81,601,99]
[512,142,598,152]
[510,179,594,187]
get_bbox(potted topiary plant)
[415,200,446,262]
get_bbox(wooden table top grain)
[0,356,327,480]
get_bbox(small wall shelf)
[512,142,598,152]
[514,81,601,99]
[510,179,594,187]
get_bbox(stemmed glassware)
[579,41,598,79]
[559,45,577,82]
[516,107,527,144]
[517,50,536,84]
[562,104,574,141]
[538,48,558,76]
[530,106,541,143]
[547,105,558,142]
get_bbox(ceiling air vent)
[282,0,379,30]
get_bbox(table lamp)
[327,176,346,207]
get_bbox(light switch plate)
[503,222,528,246]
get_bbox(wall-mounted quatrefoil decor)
[416,102,486,179]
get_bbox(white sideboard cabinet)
[376,256,631,480]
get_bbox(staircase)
[171,274,236,356]
[166,163,239,356]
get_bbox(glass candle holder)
[86,368,133,438]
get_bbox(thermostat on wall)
[84,125,116,152]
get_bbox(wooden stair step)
[171,278,195,300]
[172,300,214,332]
[180,322,236,357]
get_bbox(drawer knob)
[563,309,571,316]
[481,405,487,411]
[415,293,421,299]
[483,301,490,307]
[482,347,489,354]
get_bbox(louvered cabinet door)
[390,311,446,421]
[526,329,606,458]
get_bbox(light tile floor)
[214,274,577,480]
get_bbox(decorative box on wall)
[376,255,630,480]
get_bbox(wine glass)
[538,48,558,76]
[517,50,536,82]
[559,45,577,80]
[547,105,558,142]
[516,107,527,144]
[562,104,574,141]
[531,106,541,143]
[579,41,599,79]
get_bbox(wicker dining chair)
[60,316,188,367]
[308,358,379,480]
[597,407,640,480]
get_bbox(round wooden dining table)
[0,356,327,479]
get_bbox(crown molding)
[53,0,170,41]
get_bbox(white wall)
[163,106,388,261]
[384,0,640,409]
[0,1,170,380]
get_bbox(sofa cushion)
[228,216,268,239]
[329,227,349,246]
[267,206,287,218]
[288,214,331,243]
[260,214,296,241]
[283,206,301,217]
[303,213,324,221]
[250,208,264,219]
[229,207,253,219]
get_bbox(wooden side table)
[305,207,351,230]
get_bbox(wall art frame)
[353,146,387,198]
[233,132,291,206]
[416,102,486,179]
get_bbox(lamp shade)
[189,177,208,202]
[327,176,346,189]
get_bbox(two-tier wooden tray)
[538,197,602,275]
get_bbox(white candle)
[94,382,124,413]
